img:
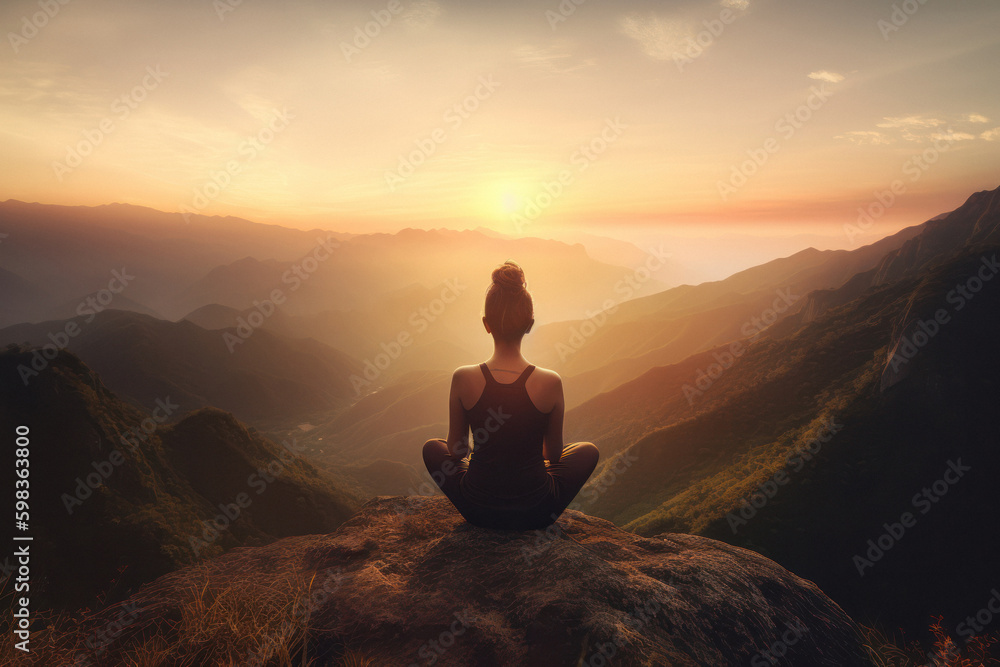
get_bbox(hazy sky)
[2,0,998,242]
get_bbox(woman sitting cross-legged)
[422,260,600,530]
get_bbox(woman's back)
[461,364,550,509]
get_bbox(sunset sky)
[2,0,998,244]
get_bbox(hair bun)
[491,261,526,292]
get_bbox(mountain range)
[1,186,999,644]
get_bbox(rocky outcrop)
[88,495,870,666]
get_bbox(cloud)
[876,115,946,129]
[929,130,976,142]
[618,1,751,62]
[221,66,296,123]
[808,70,845,83]
[618,13,695,61]
[858,114,994,143]
[513,44,593,75]
[836,131,892,146]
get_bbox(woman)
[422,261,600,530]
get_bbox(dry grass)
[0,572,375,667]
[860,618,1000,667]
[10,576,999,667]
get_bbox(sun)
[477,180,530,228]
[501,191,523,215]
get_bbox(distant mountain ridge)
[0,310,360,424]
[526,221,926,407]
[0,200,677,381]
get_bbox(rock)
[85,496,870,666]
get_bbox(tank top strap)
[479,363,496,385]
[514,365,536,386]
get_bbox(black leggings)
[422,439,600,530]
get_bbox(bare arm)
[445,370,471,457]
[542,375,565,463]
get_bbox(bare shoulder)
[451,364,483,386]
[451,365,486,409]
[528,365,563,392]
[526,365,562,413]
[530,365,561,382]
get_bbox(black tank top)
[461,363,551,509]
